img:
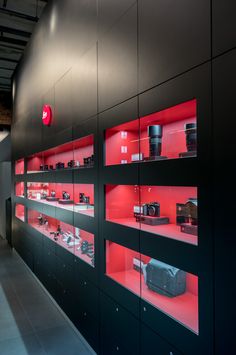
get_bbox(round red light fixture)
[42,105,52,126]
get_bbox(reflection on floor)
[0,237,96,355]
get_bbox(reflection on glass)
[106,241,198,334]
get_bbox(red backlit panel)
[106,185,198,245]
[106,241,198,334]
[15,159,24,175]
[26,135,94,173]
[15,182,24,198]
[15,204,25,222]
[105,99,197,166]
[27,182,94,217]
[28,209,95,267]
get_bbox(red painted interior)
[106,240,198,333]
[15,204,25,221]
[27,182,94,209]
[106,185,197,223]
[15,159,24,175]
[106,120,140,166]
[28,209,94,267]
[105,99,197,165]
[27,135,94,173]
[15,182,24,197]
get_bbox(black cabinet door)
[138,0,211,92]
[212,49,236,355]
[98,3,137,111]
[212,0,236,56]
[141,324,183,355]
[100,292,139,355]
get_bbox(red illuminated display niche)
[15,182,24,198]
[27,134,94,173]
[106,241,198,334]
[27,182,94,217]
[105,99,197,166]
[15,204,25,222]
[42,104,52,126]
[15,159,24,175]
[106,185,198,245]
[28,209,95,267]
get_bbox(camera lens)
[148,125,163,157]
[185,123,197,152]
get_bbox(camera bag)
[145,259,186,297]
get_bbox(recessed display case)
[28,209,95,267]
[15,159,24,175]
[15,182,25,198]
[27,182,94,217]
[105,99,197,166]
[106,240,198,334]
[105,184,198,245]
[27,135,94,173]
[15,203,25,221]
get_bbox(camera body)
[56,162,65,169]
[143,202,160,217]
[67,160,75,168]
[62,191,70,200]
[176,198,198,235]
[79,192,90,204]
[83,154,94,167]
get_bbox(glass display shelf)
[105,99,197,166]
[15,159,24,175]
[27,182,94,217]
[27,134,94,174]
[106,185,198,245]
[28,209,95,267]
[15,203,25,222]
[106,241,198,334]
[15,182,25,198]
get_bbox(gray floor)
[0,238,96,355]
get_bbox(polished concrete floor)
[0,238,96,355]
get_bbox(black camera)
[46,190,59,202]
[83,154,94,166]
[176,198,198,235]
[143,202,160,217]
[40,164,52,171]
[79,192,90,204]
[67,160,75,168]
[56,162,65,169]
[62,191,70,200]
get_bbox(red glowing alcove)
[106,184,198,245]
[105,99,197,166]
[15,204,25,222]
[28,209,95,267]
[27,182,94,217]
[27,135,94,173]
[15,159,24,175]
[15,182,24,198]
[106,241,199,334]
